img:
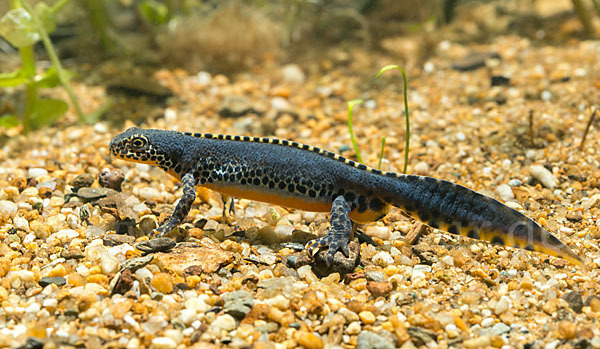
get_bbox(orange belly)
[203,184,390,223]
[204,184,333,212]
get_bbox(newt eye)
[130,136,148,151]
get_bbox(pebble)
[366,281,393,297]
[357,331,395,349]
[485,323,511,336]
[39,276,66,287]
[295,331,323,349]
[494,296,511,315]
[562,291,583,313]
[137,187,162,201]
[135,238,176,254]
[365,270,386,283]
[463,336,491,349]
[222,290,254,320]
[372,251,394,267]
[481,318,495,328]
[271,97,290,111]
[0,200,17,216]
[530,165,556,188]
[281,64,305,84]
[496,184,514,201]
[150,337,177,349]
[359,311,376,324]
[365,226,391,240]
[99,168,124,191]
[413,161,429,174]
[69,174,95,189]
[346,321,361,335]
[508,179,522,187]
[47,229,80,246]
[211,314,237,332]
[558,320,577,339]
[151,273,173,293]
[28,168,48,178]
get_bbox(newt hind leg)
[306,196,354,266]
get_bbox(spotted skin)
[109,127,583,267]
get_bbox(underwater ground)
[1,0,600,348]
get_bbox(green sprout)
[378,136,386,170]
[347,99,364,164]
[376,65,411,174]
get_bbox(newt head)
[109,127,185,180]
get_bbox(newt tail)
[109,127,583,267]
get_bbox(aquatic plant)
[0,0,91,133]
[376,64,411,174]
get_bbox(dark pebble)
[104,234,136,246]
[562,291,584,313]
[76,187,118,200]
[311,239,361,278]
[99,167,124,191]
[39,276,66,287]
[491,75,510,86]
[69,174,95,189]
[451,51,501,71]
[135,237,176,253]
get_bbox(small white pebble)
[495,296,512,315]
[530,165,556,188]
[481,317,495,327]
[372,251,394,267]
[150,337,177,349]
[211,314,236,331]
[0,200,18,217]
[456,132,466,141]
[164,108,177,122]
[423,61,435,73]
[496,184,514,201]
[271,97,290,111]
[413,161,429,174]
[541,90,552,101]
[365,225,391,240]
[441,255,454,266]
[28,168,48,178]
[17,270,35,282]
[93,123,108,133]
[346,321,361,335]
[13,216,29,231]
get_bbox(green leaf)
[0,8,39,47]
[0,69,28,87]
[30,98,68,129]
[34,2,57,35]
[0,115,21,129]
[138,0,169,25]
[35,67,73,88]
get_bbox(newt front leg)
[154,172,196,237]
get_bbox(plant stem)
[19,45,37,134]
[52,0,72,13]
[571,0,593,36]
[376,65,411,174]
[22,0,88,123]
[347,99,364,164]
[580,107,597,151]
[378,136,386,170]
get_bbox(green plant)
[347,99,364,164]
[376,65,411,174]
[0,0,92,133]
